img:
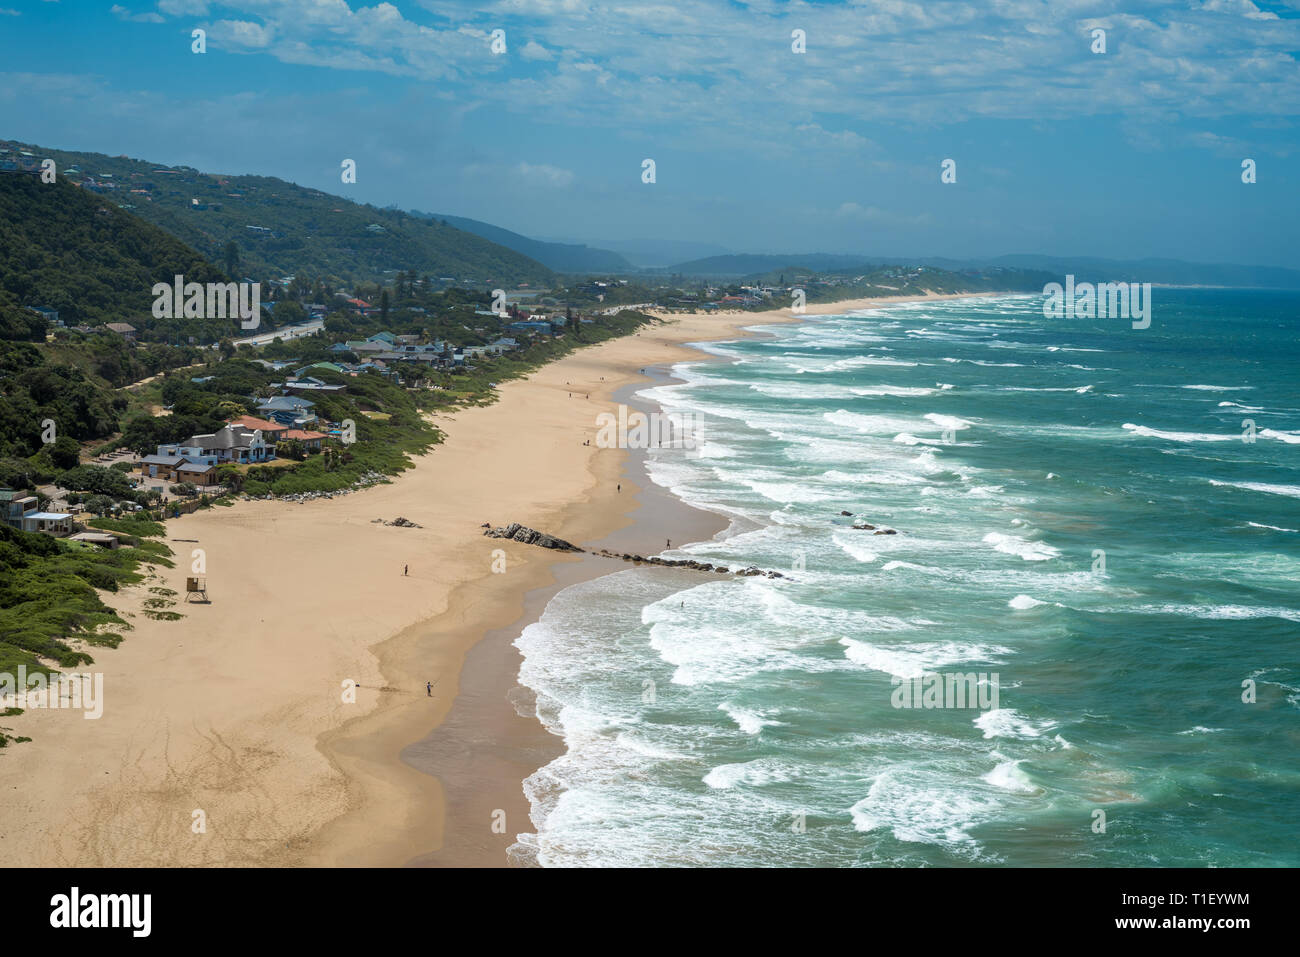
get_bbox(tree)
[48,434,82,471]
[224,241,241,278]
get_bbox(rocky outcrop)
[586,548,784,579]
[483,525,788,579]
[484,522,583,552]
[838,512,900,534]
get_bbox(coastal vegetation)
[0,172,228,333]
[0,516,171,675]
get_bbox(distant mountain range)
[585,238,733,270]
[1,140,553,287]
[411,212,635,274]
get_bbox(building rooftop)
[228,415,285,433]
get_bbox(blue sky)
[2,0,1299,266]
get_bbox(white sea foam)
[1132,603,1300,622]
[983,758,1041,794]
[703,759,797,789]
[1260,429,1300,444]
[850,385,937,397]
[825,410,932,434]
[747,382,858,400]
[832,533,880,563]
[1122,423,1235,442]
[849,768,999,852]
[839,637,1010,678]
[718,703,785,734]
[924,413,972,431]
[983,531,1060,561]
[999,384,1094,393]
[893,432,944,446]
[822,469,918,486]
[881,559,931,572]
[974,708,1053,740]
[1209,479,1300,499]
[1008,594,1047,610]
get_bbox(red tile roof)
[282,429,326,441]
[228,415,285,433]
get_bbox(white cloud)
[211,19,274,49]
[111,5,165,23]
[514,161,575,188]
[81,0,1300,150]
[157,0,211,15]
[520,40,553,61]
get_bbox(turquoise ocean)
[509,290,1300,867]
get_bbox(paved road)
[232,318,325,348]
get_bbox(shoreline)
[0,291,1003,867]
[401,366,731,866]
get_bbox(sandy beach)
[0,292,993,867]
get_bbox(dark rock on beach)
[483,522,583,552]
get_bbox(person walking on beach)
[426,681,432,697]
[404,564,409,576]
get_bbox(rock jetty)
[483,524,787,579]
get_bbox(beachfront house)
[23,511,73,536]
[138,454,187,482]
[227,414,289,444]
[282,429,327,452]
[255,396,317,427]
[282,377,346,397]
[1,488,39,530]
[160,425,274,466]
[177,462,218,486]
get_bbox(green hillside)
[3,139,554,287]
[0,171,228,334]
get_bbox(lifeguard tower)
[185,576,209,603]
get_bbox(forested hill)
[2,139,554,287]
[0,171,227,337]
